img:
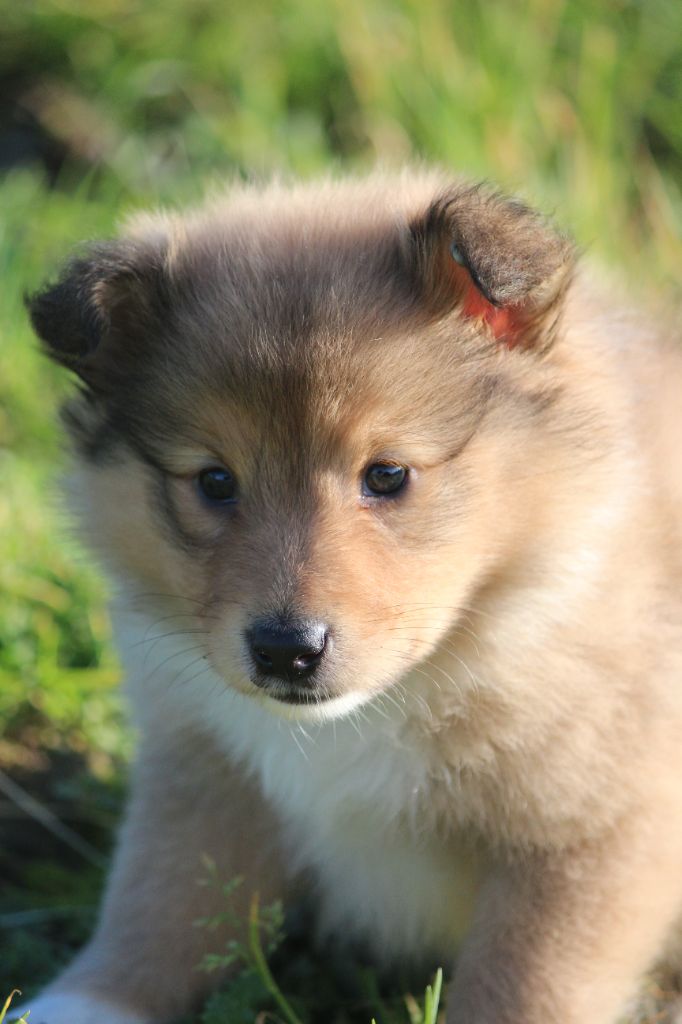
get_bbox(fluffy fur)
[22,170,682,1023]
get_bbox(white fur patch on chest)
[116,608,480,962]
[209,685,479,961]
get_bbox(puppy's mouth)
[250,675,336,707]
[242,673,375,722]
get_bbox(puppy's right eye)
[197,467,237,503]
[363,462,408,497]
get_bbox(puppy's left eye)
[197,467,237,503]
[363,463,408,497]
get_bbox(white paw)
[11,991,148,1024]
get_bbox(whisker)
[296,722,313,744]
[348,710,365,740]
[374,688,407,721]
[140,611,211,633]
[166,651,210,690]
[289,727,310,762]
[131,628,209,652]
[370,696,392,721]
[143,644,209,683]
[129,592,214,609]
[177,661,213,690]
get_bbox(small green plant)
[1,990,29,1024]
[197,863,445,1024]
[197,862,302,1024]
[245,891,303,1024]
[403,969,443,1024]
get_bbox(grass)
[194,868,447,1024]
[1,0,681,1020]
[1,992,28,1024]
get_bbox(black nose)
[247,620,329,682]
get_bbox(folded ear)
[26,238,168,386]
[411,184,575,350]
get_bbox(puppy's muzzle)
[247,619,329,683]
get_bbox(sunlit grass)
[0,991,28,1024]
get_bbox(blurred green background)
[1,0,681,1019]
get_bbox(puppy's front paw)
[12,991,148,1024]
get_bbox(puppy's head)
[28,174,576,719]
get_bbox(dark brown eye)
[198,467,237,503]
[363,463,408,497]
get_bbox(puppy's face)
[29,175,574,719]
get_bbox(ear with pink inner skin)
[411,184,575,351]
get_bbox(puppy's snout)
[248,619,329,682]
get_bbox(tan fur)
[24,171,682,1023]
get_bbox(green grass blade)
[1,991,28,1024]
[248,892,304,1024]
[423,968,443,1024]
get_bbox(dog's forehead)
[170,213,416,348]
[131,186,496,463]
[162,215,418,406]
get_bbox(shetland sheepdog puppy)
[22,172,682,1024]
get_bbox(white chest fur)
[116,608,481,963]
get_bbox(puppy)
[22,171,682,1024]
